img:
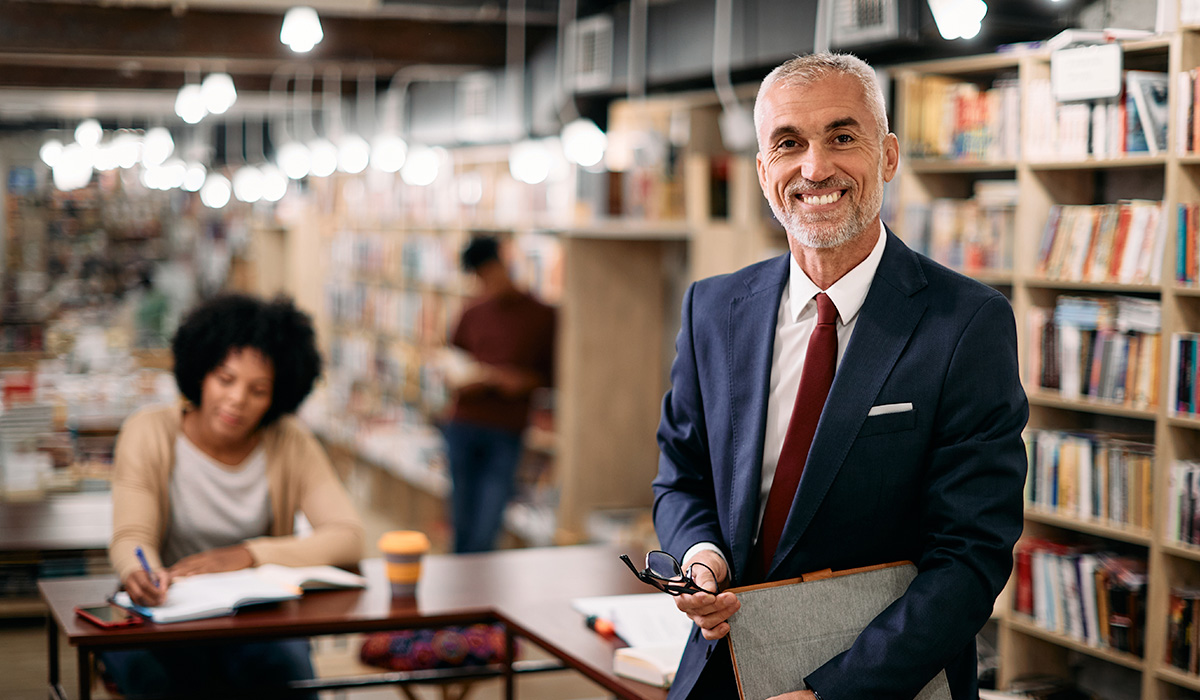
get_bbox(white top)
[161,435,271,567]
[684,223,887,575]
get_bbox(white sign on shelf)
[1050,43,1123,102]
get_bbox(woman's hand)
[167,544,254,578]
[123,568,173,607]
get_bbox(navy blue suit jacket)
[653,230,1028,700]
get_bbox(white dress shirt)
[683,223,888,577]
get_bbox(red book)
[1107,203,1133,281]
[1015,544,1034,616]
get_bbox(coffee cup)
[378,530,430,597]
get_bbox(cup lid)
[378,530,430,552]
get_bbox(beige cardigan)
[109,404,365,581]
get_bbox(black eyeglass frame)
[619,550,719,596]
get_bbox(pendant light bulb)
[175,84,208,124]
[281,7,323,53]
[74,119,103,148]
[201,73,238,115]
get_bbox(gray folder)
[727,561,952,700]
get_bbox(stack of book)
[902,180,1016,274]
[1165,460,1200,547]
[1024,429,1153,531]
[1012,542,1146,656]
[1167,587,1200,673]
[1025,70,1168,159]
[1026,296,1161,409]
[1035,200,1165,285]
[900,75,1020,161]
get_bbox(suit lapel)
[768,231,928,576]
[726,254,788,582]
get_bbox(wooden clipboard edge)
[725,560,915,700]
[726,559,914,595]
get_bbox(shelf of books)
[892,14,1200,696]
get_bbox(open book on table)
[571,592,693,688]
[112,564,366,623]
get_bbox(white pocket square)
[868,402,913,416]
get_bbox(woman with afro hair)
[101,293,363,699]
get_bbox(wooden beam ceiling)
[0,1,556,92]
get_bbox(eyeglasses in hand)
[620,550,718,596]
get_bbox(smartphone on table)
[74,604,144,629]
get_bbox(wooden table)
[39,544,672,700]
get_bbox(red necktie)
[757,292,838,575]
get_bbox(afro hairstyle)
[171,293,322,428]
[460,235,501,272]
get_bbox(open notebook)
[572,592,693,688]
[112,564,366,623]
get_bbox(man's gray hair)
[753,52,889,148]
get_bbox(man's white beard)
[770,171,884,250]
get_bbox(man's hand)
[167,544,254,578]
[672,550,739,640]
[767,692,816,700]
[123,568,173,607]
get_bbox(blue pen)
[135,546,159,589]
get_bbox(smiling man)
[651,53,1028,700]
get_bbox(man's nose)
[799,145,835,183]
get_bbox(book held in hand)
[113,564,366,623]
[726,561,951,700]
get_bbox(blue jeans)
[98,638,316,699]
[443,421,524,553]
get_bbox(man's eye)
[779,139,799,149]
[835,134,855,143]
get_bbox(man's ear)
[882,133,900,183]
[756,151,768,193]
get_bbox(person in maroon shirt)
[444,235,556,552]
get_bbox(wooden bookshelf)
[1008,614,1146,672]
[892,13,1200,696]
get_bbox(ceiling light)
[201,73,238,115]
[200,173,232,208]
[400,145,439,186]
[142,127,175,167]
[370,134,407,173]
[233,166,264,202]
[277,141,311,180]
[337,135,370,174]
[39,139,63,167]
[927,0,987,40]
[561,118,607,168]
[93,145,121,172]
[53,143,94,191]
[307,138,338,177]
[161,159,187,189]
[175,84,207,124]
[260,164,289,202]
[281,7,323,53]
[74,119,102,148]
[112,132,141,169]
[509,140,551,185]
[183,162,207,192]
